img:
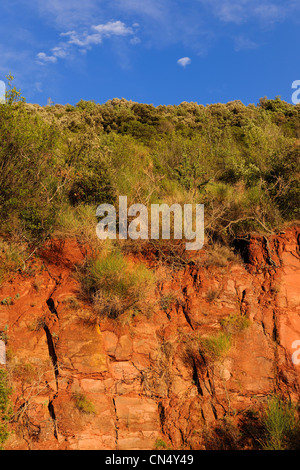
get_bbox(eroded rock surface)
[0,227,299,450]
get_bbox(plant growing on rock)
[154,438,168,449]
[260,396,300,450]
[0,369,12,449]
[205,288,220,303]
[72,391,96,415]
[199,332,232,363]
[220,314,250,335]
[79,245,156,320]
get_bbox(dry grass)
[78,243,156,320]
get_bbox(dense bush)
[0,93,61,241]
[260,397,300,450]
[0,77,299,251]
[78,245,156,319]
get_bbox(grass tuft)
[79,245,156,320]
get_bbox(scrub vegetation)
[0,78,299,256]
[0,77,299,450]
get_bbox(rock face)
[0,227,299,450]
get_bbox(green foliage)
[0,80,299,250]
[67,132,116,206]
[199,332,232,362]
[0,369,12,448]
[0,239,27,283]
[0,88,61,241]
[0,326,9,343]
[174,150,203,191]
[260,397,300,450]
[72,391,96,415]
[5,73,26,106]
[154,438,168,449]
[220,314,250,335]
[79,245,156,319]
[198,314,249,363]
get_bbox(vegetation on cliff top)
[0,78,299,256]
[0,79,299,449]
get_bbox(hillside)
[0,83,300,450]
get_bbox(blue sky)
[1,0,299,106]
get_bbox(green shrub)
[220,314,250,335]
[72,391,96,415]
[154,438,168,449]
[0,239,27,283]
[79,245,156,319]
[260,397,300,450]
[0,369,12,448]
[199,332,232,362]
[202,243,241,267]
[55,203,99,248]
[0,92,61,241]
[0,80,299,250]
[160,293,176,311]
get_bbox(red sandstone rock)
[0,228,299,450]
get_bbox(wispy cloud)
[234,35,259,51]
[198,0,298,25]
[33,1,300,70]
[34,0,100,28]
[93,20,134,37]
[51,45,69,59]
[177,57,191,67]
[37,20,136,64]
[113,0,170,22]
[62,21,134,48]
[253,3,285,23]
[130,36,141,45]
[37,52,57,64]
[2,0,300,105]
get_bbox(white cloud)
[177,57,191,67]
[234,35,259,51]
[36,52,57,63]
[130,36,141,45]
[37,20,136,65]
[93,20,134,37]
[63,21,134,48]
[114,0,169,22]
[253,4,284,22]
[61,30,102,47]
[51,45,69,59]
[34,0,99,28]
[217,2,247,23]
[199,0,290,25]
[34,81,43,93]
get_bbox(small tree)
[5,73,26,105]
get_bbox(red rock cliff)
[0,226,299,450]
